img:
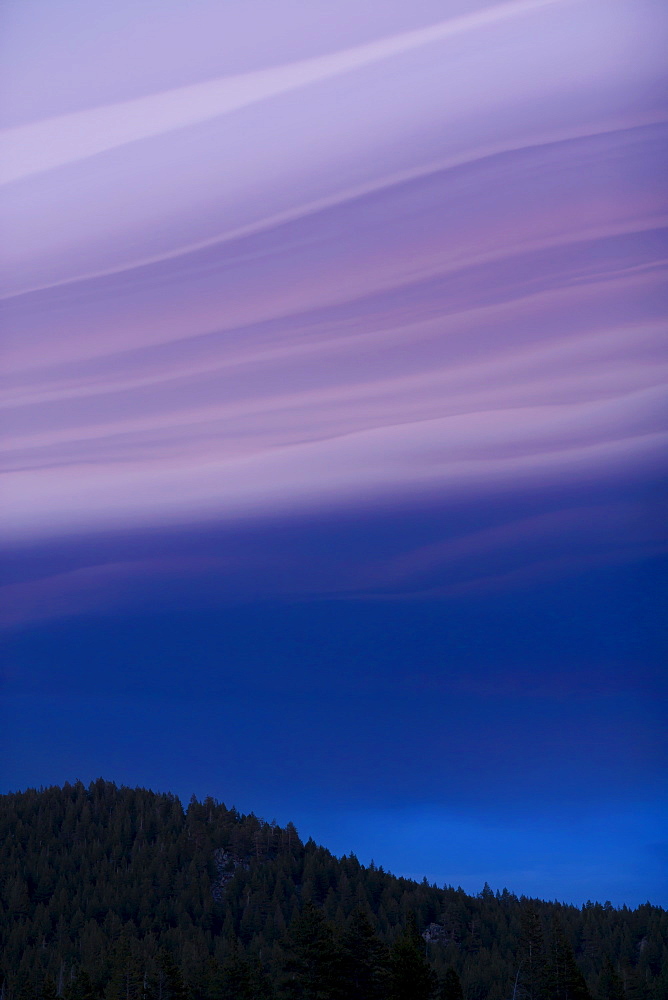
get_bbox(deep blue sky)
[3,481,666,906]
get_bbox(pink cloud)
[1,0,666,544]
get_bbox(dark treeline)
[1,781,666,999]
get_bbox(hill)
[1,780,666,999]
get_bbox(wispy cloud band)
[1,0,666,581]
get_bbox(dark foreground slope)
[1,781,666,999]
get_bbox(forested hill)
[1,782,666,1000]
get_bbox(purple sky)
[1,0,667,905]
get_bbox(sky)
[1,0,667,907]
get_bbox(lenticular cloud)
[1,0,666,542]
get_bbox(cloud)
[2,481,665,629]
[0,0,565,185]
[0,556,231,630]
[1,0,666,552]
[377,501,666,586]
[2,0,664,296]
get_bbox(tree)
[548,918,591,1000]
[439,967,464,1000]
[64,971,96,1000]
[206,951,254,1000]
[40,978,59,1000]
[597,960,624,1000]
[279,903,339,1000]
[105,946,143,1000]
[154,953,187,1000]
[624,967,649,1000]
[518,904,549,1000]
[337,908,389,1000]
[389,913,437,1000]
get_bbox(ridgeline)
[1,780,665,999]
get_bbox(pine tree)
[337,908,389,1000]
[548,917,591,1000]
[518,904,549,1000]
[652,966,668,1000]
[597,959,624,1000]
[278,903,339,1000]
[64,970,96,1000]
[439,967,464,1000]
[624,967,649,1000]
[206,951,254,1000]
[40,978,58,1000]
[105,942,143,1000]
[155,953,186,1000]
[389,913,437,1000]
[7,877,31,920]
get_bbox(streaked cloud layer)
[1,1,665,634]
[2,2,667,550]
[0,0,575,186]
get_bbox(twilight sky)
[1,0,667,906]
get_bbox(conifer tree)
[597,959,624,1000]
[518,904,549,1000]
[389,913,437,1000]
[64,970,96,1000]
[105,945,143,1000]
[439,967,464,1000]
[155,953,186,1000]
[548,917,591,1000]
[278,903,339,1000]
[205,950,254,1000]
[652,966,668,1000]
[337,908,389,1000]
[40,978,58,1000]
[624,967,649,1000]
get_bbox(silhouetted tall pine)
[278,903,338,999]
[548,917,592,1000]
[439,967,464,1000]
[337,908,389,999]
[519,903,550,1000]
[389,913,437,1000]
[597,959,625,1000]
